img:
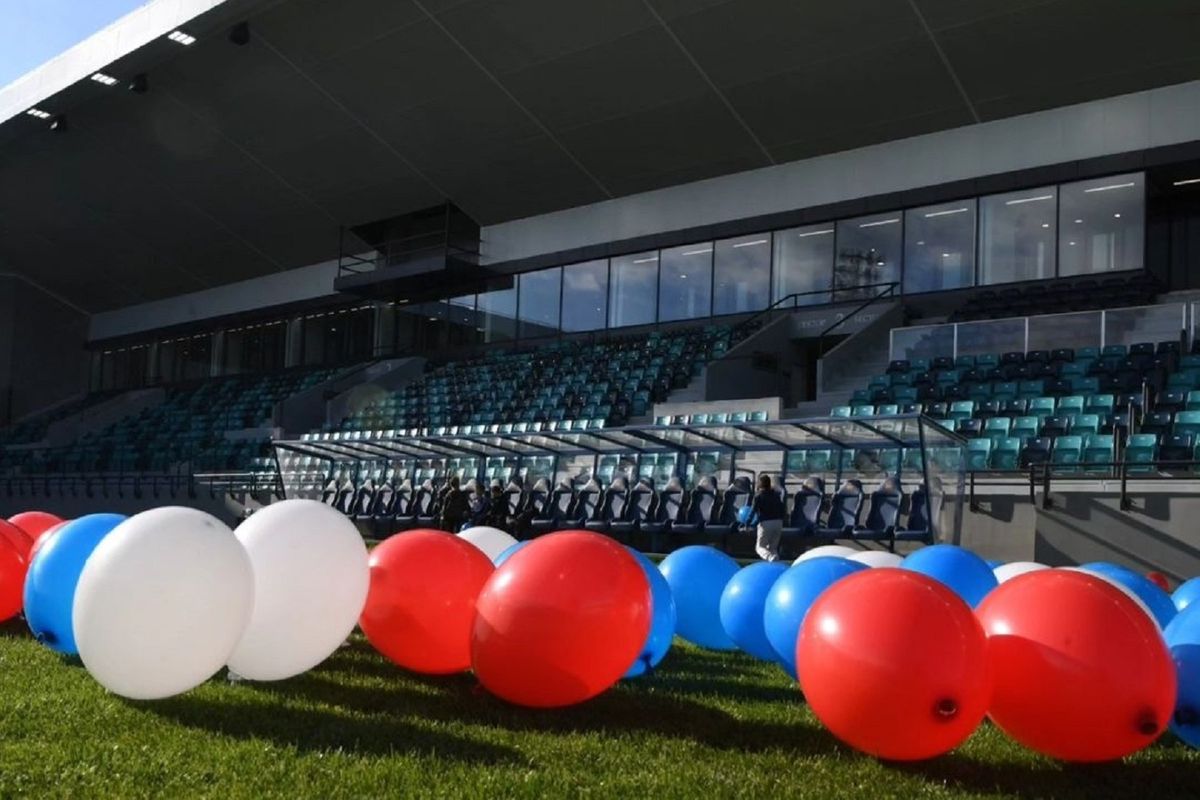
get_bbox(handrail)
[731,281,898,343]
[816,283,899,358]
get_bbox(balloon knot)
[934,698,958,720]
[1135,711,1160,736]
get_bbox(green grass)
[0,621,1196,799]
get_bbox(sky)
[0,0,151,87]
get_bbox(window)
[609,251,659,328]
[904,201,977,293]
[562,260,608,332]
[223,321,286,374]
[477,284,517,343]
[773,224,834,306]
[835,214,901,300]
[517,268,561,339]
[1058,173,1144,276]
[979,186,1057,285]
[658,243,712,322]
[714,234,771,315]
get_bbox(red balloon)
[471,530,651,708]
[1146,571,1171,592]
[0,519,32,561]
[28,521,67,563]
[359,529,495,674]
[0,539,25,622]
[976,569,1176,762]
[797,569,991,761]
[8,511,63,545]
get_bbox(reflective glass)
[835,214,902,300]
[477,284,517,343]
[904,201,976,293]
[517,267,561,339]
[1058,172,1144,276]
[609,251,659,327]
[773,224,834,306]
[659,243,712,322]
[979,186,1057,284]
[561,260,608,332]
[713,234,771,315]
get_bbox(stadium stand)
[948,273,1160,322]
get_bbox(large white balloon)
[457,526,518,562]
[1066,567,1159,627]
[793,545,858,565]
[993,561,1049,584]
[847,550,904,568]
[227,499,369,681]
[73,507,253,700]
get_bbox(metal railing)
[731,281,898,344]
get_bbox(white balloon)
[457,526,518,561]
[227,499,369,681]
[1066,567,1159,628]
[993,561,1049,584]
[847,551,904,568]
[792,545,858,565]
[73,507,253,700]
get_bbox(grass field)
[0,620,1196,799]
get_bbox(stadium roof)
[2,0,1199,312]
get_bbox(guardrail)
[965,459,1200,513]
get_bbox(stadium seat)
[1160,434,1195,466]
[966,438,992,470]
[992,437,1022,470]
[897,483,938,542]
[1175,410,1200,437]
[1083,434,1115,473]
[782,478,824,540]
[1019,437,1052,467]
[1124,433,1158,473]
[858,478,902,540]
[818,480,864,537]
[1052,435,1083,472]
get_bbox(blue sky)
[0,0,151,87]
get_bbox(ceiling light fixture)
[1114,213,1122,218]
[25,108,51,119]
[167,30,196,45]
[681,248,712,256]
[796,229,833,238]
[90,72,118,86]
[924,208,969,218]
[1173,177,1200,186]
[1083,181,1136,193]
[859,218,900,228]
[1005,194,1054,205]
[631,256,658,264]
[732,239,769,248]
[1041,223,1050,228]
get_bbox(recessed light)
[25,108,51,119]
[1005,194,1054,206]
[1114,213,1122,218]
[916,240,925,245]
[1069,241,1076,246]
[167,30,196,45]
[942,253,950,258]
[923,208,969,218]
[1041,223,1050,228]
[1083,182,1135,193]
[796,229,833,238]
[732,239,769,248]
[90,72,118,86]
[681,248,712,256]
[1174,178,1200,186]
[679,274,688,279]
[859,218,900,228]
[631,256,658,264]
[1075,219,1082,224]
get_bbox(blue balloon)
[1081,562,1177,629]
[493,540,529,567]
[658,546,740,650]
[719,562,788,661]
[625,549,677,678]
[763,557,868,678]
[1165,602,1200,748]
[736,506,757,526]
[901,544,997,608]
[24,513,126,655]
[1173,577,1200,614]
[985,559,1004,570]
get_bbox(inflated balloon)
[8,511,63,547]
[798,569,991,761]
[1174,577,1200,614]
[24,513,125,654]
[27,521,65,564]
[846,550,902,568]
[993,561,1049,584]
[658,546,740,650]
[457,526,518,562]
[719,562,788,661]
[1164,603,1200,748]
[227,499,369,681]
[902,544,997,607]
[472,531,650,707]
[794,545,857,563]
[360,529,494,674]
[0,540,25,622]
[73,507,253,700]
[764,556,867,679]
[1080,562,1176,629]
[0,519,32,561]
[985,559,1004,570]
[493,540,529,567]
[976,569,1176,762]
[625,549,676,678]
[1146,571,1171,593]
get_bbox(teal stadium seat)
[1083,434,1114,473]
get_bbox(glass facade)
[561,259,608,332]
[658,244,713,322]
[517,267,561,339]
[714,234,771,315]
[301,306,374,365]
[835,214,902,300]
[609,251,659,328]
[773,224,834,305]
[979,186,1057,285]
[1058,172,1145,276]
[476,282,517,343]
[223,321,286,374]
[903,201,976,294]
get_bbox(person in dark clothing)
[483,484,508,531]
[439,476,471,533]
[750,474,785,561]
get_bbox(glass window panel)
[223,321,286,374]
[517,268,561,339]
[477,284,517,343]
[955,318,1026,357]
[903,201,976,293]
[658,243,712,322]
[562,260,608,332]
[979,186,1057,285]
[609,251,659,328]
[713,234,771,315]
[1058,172,1144,276]
[1026,310,1100,352]
[835,214,902,300]
[890,324,955,362]
[773,224,834,306]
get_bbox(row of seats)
[653,411,769,426]
[948,273,1159,322]
[0,392,115,448]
